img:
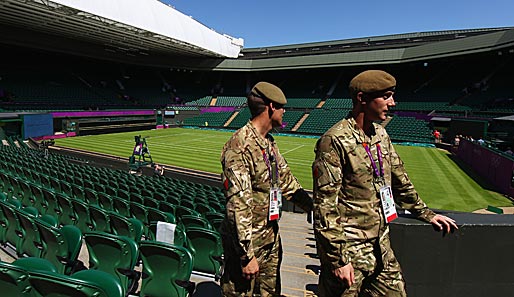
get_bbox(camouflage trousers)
[318,232,406,297]
[221,235,282,297]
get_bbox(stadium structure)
[0,0,513,296]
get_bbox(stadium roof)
[0,0,243,59]
[0,1,513,72]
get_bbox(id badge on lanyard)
[364,142,398,223]
[379,185,398,223]
[269,187,281,221]
[263,145,281,221]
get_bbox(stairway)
[224,111,239,127]
[292,113,310,131]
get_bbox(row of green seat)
[0,194,223,296]
[0,257,124,297]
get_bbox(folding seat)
[83,231,140,296]
[49,176,61,193]
[129,192,144,205]
[112,196,131,217]
[180,199,196,210]
[0,257,57,297]
[107,179,119,190]
[6,174,22,200]
[109,212,144,243]
[17,179,35,207]
[38,174,50,189]
[55,193,76,226]
[152,191,167,202]
[140,188,154,199]
[72,175,84,188]
[139,241,195,297]
[195,202,215,215]
[0,199,22,250]
[147,221,188,248]
[165,195,180,206]
[83,179,95,191]
[71,185,85,201]
[118,182,130,193]
[186,226,224,279]
[175,205,201,220]
[104,185,117,197]
[59,181,73,197]
[14,206,44,257]
[89,205,111,233]
[26,268,124,297]
[93,182,105,194]
[143,197,160,209]
[117,189,130,201]
[158,201,176,215]
[181,215,213,230]
[34,219,83,275]
[147,207,176,225]
[204,212,225,222]
[84,188,99,205]
[69,198,93,233]
[97,192,114,211]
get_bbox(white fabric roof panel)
[52,0,243,58]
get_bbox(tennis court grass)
[54,127,512,212]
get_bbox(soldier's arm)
[312,136,349,269]
[222,147,256,260]
[387,136,436,223]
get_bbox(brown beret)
[349,70,396,95]
[250,81,287,105]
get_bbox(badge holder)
[269,187,281,221]
[379,185,398,223]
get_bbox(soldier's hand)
[333,263,355,287]
[430,214,458,233]
[242,257,259,280]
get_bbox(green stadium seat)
[34,220,83,275]
[185,226,223,279]
[139,241,195,297]
[27,268,124,297]
[109,212,144,243]
[14,206,44,257]
[84,231,140,296]
[89,205,111,233]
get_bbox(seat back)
[181,215,213,230]
[0,257,57,297]
[139,241,194,297]
[34,220,83,275]
[186,226,224,278]
[27,269,123,297]
[89,205,111,233]
[14,207,43,257]
[0,199,22,249]
[84,231,140,295]
[109,212,143,243]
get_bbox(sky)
[162,0,514,48]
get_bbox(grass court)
[54,127,512,212]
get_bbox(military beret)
[349,70,396,95]
[250,81,287,105]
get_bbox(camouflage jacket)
[220,121,311,261]
[312,115,436,270]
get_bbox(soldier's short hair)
[247,93,268,118]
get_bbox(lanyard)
[362,142,383,178]
[262,147,279,186]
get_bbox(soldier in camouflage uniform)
[220,82,313,297]
[312,70,458,296]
